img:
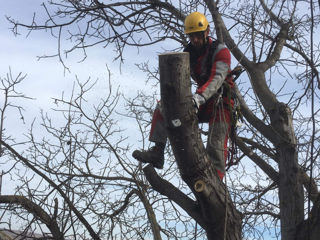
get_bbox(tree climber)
[132,12,234,180]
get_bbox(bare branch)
[0,195,64,240]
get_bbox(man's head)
[184,12,209,49]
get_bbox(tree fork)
[158,52,242,240]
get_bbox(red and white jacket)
[184,37,233,105]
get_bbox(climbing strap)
[224,65,244,169]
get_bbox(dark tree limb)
[259,24,290,71]
[0,195,64,240]
[237,138,319,204]
[259,0,283,27]
[239,137,277,160]
[234,84,278,145]
[134,186,162,240]
[107,190,136,218]
[143,164,205,228]
[236,137,279,183]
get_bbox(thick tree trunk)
[240,64,305,240]
[269,102,304,240]
[158,52,242,240]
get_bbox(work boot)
[132,143,165,169]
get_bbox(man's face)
[188,30,208,49]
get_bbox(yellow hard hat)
[184,12,209,34]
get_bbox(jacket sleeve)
[196,43,231,101]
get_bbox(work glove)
[192,93,206,113]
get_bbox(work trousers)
[149,99,231,180]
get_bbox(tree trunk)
[158,52,242,240]
[269,102,304,240]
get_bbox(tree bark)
[157,52,242,240]
[269,102,304,240]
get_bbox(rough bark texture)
[156,52,242,240]
[270,103,304,240]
